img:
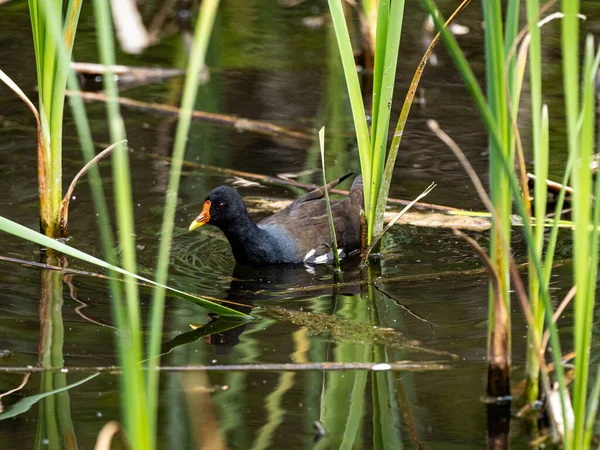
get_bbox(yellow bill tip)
[188,200,211,232]
[188,219,205,232]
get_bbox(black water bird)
[188,174,363,266]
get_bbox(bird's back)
[258,175,363,263]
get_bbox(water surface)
[0,0,595,448]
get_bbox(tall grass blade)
[524,0,546,404]
[27,0,83,237]
[369,0,404,238]
[327,0,372,229]
[318,127,341,271]
[482,0,513,397]
[370,0,389,136]
[0,217,249,317]
[420,0,571,434]
[48,0,83,224]
[584,365,600,447]
[146,0,221,445]
[374,0,471,240]
[573,34,600,448]
[92,0,148,444]
[0,374,99,420]
[584,44,600,450]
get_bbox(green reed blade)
[561,0,581,443]
[584,363,600,447]
[583,49,600,449]
[318,127,341,271]
[0,373,99,421]
[573,35,599,448]
[374,0,470,243]
[48,0,83,218]
[504,0,519,108]
[27,0,67,237]
[482,0,511,334]
[369,0,404,239]
[92,0,148,445]
[0,218,249,318]
[146,1,222,445]
[371,0,390,142]
[370,0,389,140]
[420,0,571,435]
[372,346,403,448]
[327,0,372,230]
[524,0,546,404]
[33,0,133,412]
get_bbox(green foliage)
[28,0,82,237]
[0,1,247,449]
[422,0,600,446]
[146,0,222,445]
[327,0,405,244]
[318,127,341,271]
[0,374,99,420]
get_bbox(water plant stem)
[92,0,147,445]
[146,0,221,445]
[27,0,83,238]
[318,127,341,271]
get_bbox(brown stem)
[0,70,53,236]
[65,90,313,142]
[0,361,452,374]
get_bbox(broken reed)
[423,0,600,447]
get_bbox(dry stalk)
[58,140,124,235]
[94,421,127,450]
[66,90,313,142]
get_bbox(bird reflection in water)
[162,258,363,356]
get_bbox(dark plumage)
[188,174,363,266]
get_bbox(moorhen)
[188,174,363,266]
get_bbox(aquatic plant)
[423,0,600,446]
[327,0,405,245]
[326,0,468,251]
[90,0,232,447]
[28,0,82,237]
[0,0,251,448]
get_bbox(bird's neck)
[220,212,270,264]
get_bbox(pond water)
[0,0,597,449]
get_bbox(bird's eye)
[218,202,225,209]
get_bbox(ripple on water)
[168,231,235,295]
